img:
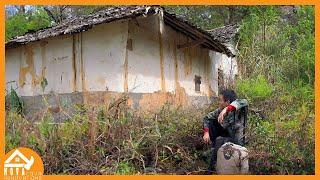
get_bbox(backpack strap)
[232,105,248,146]
[242,106,248,146]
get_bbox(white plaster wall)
[136,13,217,96]
[221,54,238,85]
[127,15,162,93]
[44,35,74,94]
[5,13,224,100]
[173,32,211,97]
[81,20,128,92]
[5,36,74,96]
[210,50,238,91]
[161,16,177,94]
[127,14,214,97]
[209,50,219,96]
[5,48,21,93]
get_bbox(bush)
[5,98,315,175]
[236,75,273,101]
[5,104,210,175]
[243,80,314,174]
[6,87,24,114]
[5,5,314,175]
[247,110,314,174]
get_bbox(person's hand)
[203,132,210,143]
[218,107,228,124]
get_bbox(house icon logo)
[3,147,44,180]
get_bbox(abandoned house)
[5,6,239,118]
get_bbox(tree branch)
[43,6,58,23]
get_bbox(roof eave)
[5,6,235,57]
[163,12,234,57]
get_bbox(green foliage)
[5,96,314,175]
[6,7,51,41]
[5,104,207,175]
[5,111,28,152]
[236,5,314,175]
[6,87,24,114]
[58,113,89,146]
[37,113,55,140]
[5,13,28,41]
[238,6,314,86]
[247,100,314,174]
[239,6,280,47]
[116,162,136,175]
[236,75,273,101]
[164,6,250,29]
[41,77,48,92]
[4,5,315,175]
[5,5,110,41]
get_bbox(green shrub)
[37,113,55,140]
[6,87,24,114]
[5,100,314,175]
[5,112,28,152]
[236,75,273,101]
[58,113,89,146]
[246,81,314,174]
[116,162,136,175]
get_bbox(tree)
[5,6,51,41]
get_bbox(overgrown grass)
[5,91,314,174]
[243,83,315,174]
[5,5,315,175]
[5,101,212,175]
[234,5,315,174]
[243,82,315,174]
[236,75,273,101]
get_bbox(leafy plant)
[6,7,51,41]
[6,87,24,114]
[236,75,273,101]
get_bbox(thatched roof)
[6,6,235,57]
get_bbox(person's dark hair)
[219,89,237,103]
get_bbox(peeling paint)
[126,15,162,93]
[40,41,47,79]
[19,45,39,88]
[183,46,192,77]
[82,91,123,107]
[124,22,129,92]
[208,85,216,97]
[204,49,211,96]
[52,56,69,63]
[19,90,210,121]
[80,32,86,92]
[173,40,179,91]
[7,15,231,112]
[158,13,166,92]
[139,84,188,112]
[72,35,77,92]
[124,52,128,92]
[174,82,188,106]
[48,106,61,113]
[138,91,172,112]
[127,97,134,108]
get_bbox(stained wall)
[5,13,234,114]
